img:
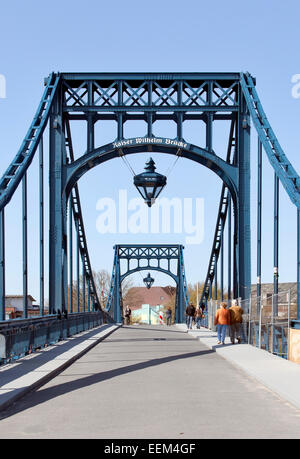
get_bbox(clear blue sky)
[0,0,300,300]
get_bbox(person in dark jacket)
[186,303,196,330]
[166,307,172,326]
[124,305,132,325]
[229,301,244,344]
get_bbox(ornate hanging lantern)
[134,157,167,207]
[143,272,155,289]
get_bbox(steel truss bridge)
[0,72,300,362]
[106,244,190,323]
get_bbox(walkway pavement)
[181,326,300,410]
[0,323,300,439]
[0,323,120,411]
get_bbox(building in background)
[124,286,175,324]
[4,295,41,319]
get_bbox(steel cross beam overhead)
[105,244,190,323]
[61,72,240,144]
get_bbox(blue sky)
[0,0,300,300]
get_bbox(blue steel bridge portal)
[0,72,300,361]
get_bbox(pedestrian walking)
[124,305,132,325]
[186,303,196,330]
[195,305,203,329]
[229,301,244,344]
[214,302,231,345]
[166,307,172,326]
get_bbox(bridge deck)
[0,324,300,439]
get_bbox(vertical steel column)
[22,173,28,318]
[257,139,262,310]
[87,81,94,153]
[177,81,183,140]
[0,210,5,321]
[76,232,80,312]
[237,92,251,300]
[220,217,224,301]
[214,260,218,300]
[273,173,279,300]
[273,173,279,319]
[115,249,122,323]
[206,82,213,151]
[147,81,153,137]
[69,195,73,313]
[49,88,65,314]
[39,139,44,316]
[177,257,184,323]
[297,209,300,320]
[117,82,123,140]
[87,280,90,312]
[233,234,238,300]
[62,196,68,315]
[227,195,232,303]
[82,260,86,312]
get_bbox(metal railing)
[0,310,113,366]
[204,290,296,359]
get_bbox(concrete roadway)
[0,324,300,439]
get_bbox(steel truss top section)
[58,72,240,113]
[116,244,182,260]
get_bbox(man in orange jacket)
[214,302,231,345]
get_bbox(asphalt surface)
[0,324,300,439]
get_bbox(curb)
[0,324,120,412]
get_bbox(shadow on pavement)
[0,347,214,420]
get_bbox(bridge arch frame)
[47,72,251,316]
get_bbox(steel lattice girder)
[61,72,240,112]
